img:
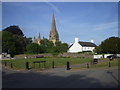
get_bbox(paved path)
[2,66,119,88]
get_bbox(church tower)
[37,32,41,45]
[49,13,59,45]
[33,33,41,45]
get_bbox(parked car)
[107,54,119,59]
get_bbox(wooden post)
[109,62,111,67]
[11,62,13,68]
[52,61,54,68]
[5,62,7,66]
[26,62,29,70]
[66,61,70,70]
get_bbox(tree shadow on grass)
[2,69,118,88]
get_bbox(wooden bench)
[33,61,46,68]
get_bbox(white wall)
[93,55,103,59]
[68,42,82,53]
[82,47,95,52]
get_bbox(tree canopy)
[25,38,69,55]
[95,37,120,54]
[2,26,32,57]
[2,25,69,57]
[3,25,24,36]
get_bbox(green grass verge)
[2,57,93,70]
[72,59,119,70]
[90,59,119,68]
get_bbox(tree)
[26,43,40,54]
[2,31,17,57]
[55,41,68,54]
[3,25,24,36]
[2,25,33,56]
[95,37,120,54]
[40,38,54,53]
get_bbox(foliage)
[54,41,68,54]
[2,31,17,57]
[26,43,40,54]
[3,25,24,36]
[27,39,69,55]
[2,25,69,56]
[95,37,120,54]
[2,26,32,57]
[40,38,54,53]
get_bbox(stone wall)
[14,53,93,59]
[58,53,93,58]
[14,54,53,59]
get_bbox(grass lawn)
[2,57,119,70]
[90,58,119,68]
[72,58,119,70]
[2,57,94,70]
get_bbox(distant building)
[33,13,59,46]
[33,33,41,45]
[68,37,97,53]
[49,13,59,45]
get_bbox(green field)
[2,57,93,70]
[72,58,119,70]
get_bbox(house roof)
[68,44,73,48]
[79,41,97,47]
[68,41,97,48]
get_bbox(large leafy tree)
[40,38,54,53]
[95,37,120,54]
[2,31,17,57]
[26,43,40,54]
[55,41,68,54]
[2,25,32,56]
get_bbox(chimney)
[75,37,79,43]
[91,40,94,43]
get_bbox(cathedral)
[33,13,59,45]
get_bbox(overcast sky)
[2,2,118,45]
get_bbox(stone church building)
[33,13,59,45]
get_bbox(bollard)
[109,62,111,67]
[52,61,54,68]
[87,63,89,69]
[11,62,13,68]
[26,62,29,70]
[66,61,70,70]
[5,62,7,66]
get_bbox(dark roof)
[79,41,97,47]
[68,41,97,48]
[68,44,73,48]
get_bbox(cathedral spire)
[38,32,41,40]
[37,32,41,45]
[49,13,59,45]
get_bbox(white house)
[68,37,97,53]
